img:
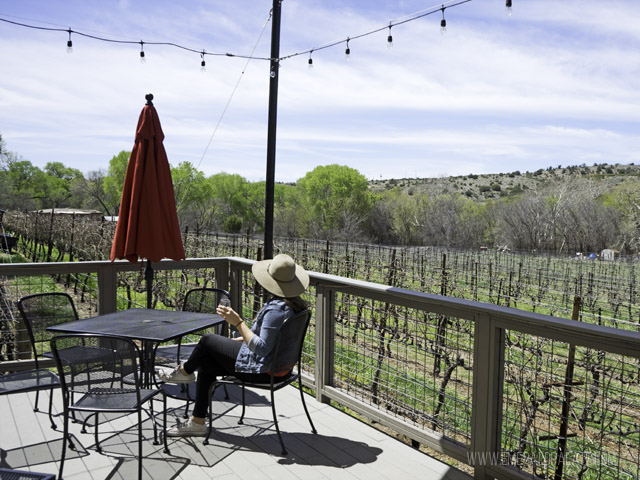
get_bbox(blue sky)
[1,0,638,182]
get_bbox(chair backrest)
[269,309,312,377]
[182,287,230,313]
[17,293,79,360]
[50,334,142,403]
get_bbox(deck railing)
[1,257,639,480]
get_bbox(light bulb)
[440,19,447,35]
[387,25,393,49]
[345,39,350,61]
[505,0,513,15]
[308,57,313,69]
[139,42,146,64]
[66,29,73,53]
[200,60,206,72]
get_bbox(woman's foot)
[166,420,207,437]
[159,365,195,384]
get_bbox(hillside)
[368,162,640,199]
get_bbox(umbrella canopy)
[110,94,185,306]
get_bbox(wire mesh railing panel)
[0,272,99,361]
[332,291,474,447]
[502,330,640,479]
[114,266,223,312]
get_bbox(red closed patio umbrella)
[110,94,185,308]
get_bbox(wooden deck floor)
[1,383,472,480]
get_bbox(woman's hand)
[216,305,242,327]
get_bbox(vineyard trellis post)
[553,296,582,480]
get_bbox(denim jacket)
[235,299,293,374]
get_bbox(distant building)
[33,208,103,221]
[601,249,618,261]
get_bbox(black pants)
[183,333,271,418]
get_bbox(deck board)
[0,383,472,480]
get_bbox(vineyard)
[3,211,640,479]
[5,211,639,330]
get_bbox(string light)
[66,28,72,53]
[2,0,481,70]
[200,50,206,72]
[139,41,146,63]
[505,0,513,16]
[345,37,350,60]
[308,50,313,69]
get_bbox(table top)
[47,308,224,343]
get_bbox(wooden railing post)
[215,258,230,296]
[315,284,335,404]
[97,262,118,314]
[471,313,505,480]
[228,261,243,313]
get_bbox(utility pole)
[264,0,282,260]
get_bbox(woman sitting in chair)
[162,253,309,437]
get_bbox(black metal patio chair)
[17,292,112,422]
[16,292,79,420]
[204,309,317,455]
[0,468,56,479]
[50,334,168,480]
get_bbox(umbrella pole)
[145,260,153,309]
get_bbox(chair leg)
[183,384,191,418]
[270,389,287,456]
[298,377,317,434]
[238,384,246,424]
[48,387,57,430]
[59,408,69,480]
[203,383,214,446]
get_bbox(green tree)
[297,164,371,239]
[207,173,250,233]
[172,162,212,230]
[103,151,130,214]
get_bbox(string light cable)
[1,0,515,66]
[278,0,475,64]
[0,15,272,62]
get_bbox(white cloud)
[0,0,638,183]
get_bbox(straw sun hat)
[252,254,309,298]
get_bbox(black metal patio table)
[47,309,223,386]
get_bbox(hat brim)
[252,258,309,298]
